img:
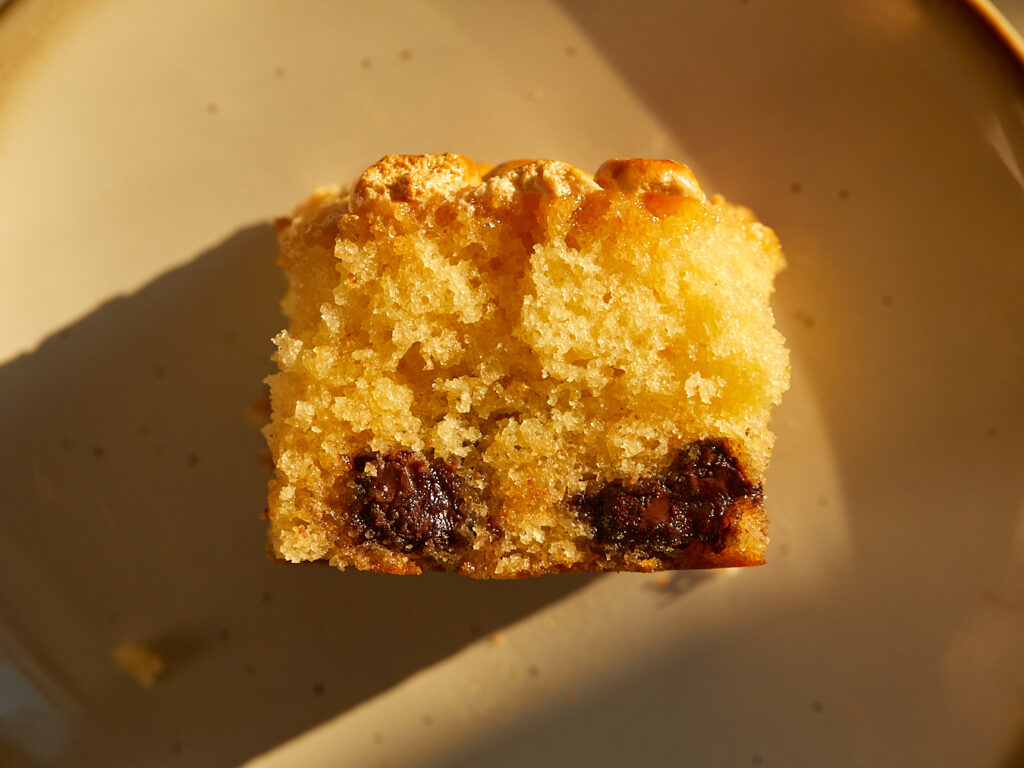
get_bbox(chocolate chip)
[483,514,505,541]
[577,439,759,557]
[351,452,465,554]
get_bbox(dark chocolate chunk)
[351,451,465,554]
[577,438,760,557]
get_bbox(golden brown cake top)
[343,153,709,215]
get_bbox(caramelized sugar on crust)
[265,154,789,578]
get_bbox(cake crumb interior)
[265,156,789,577]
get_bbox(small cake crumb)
[114,642,165,687]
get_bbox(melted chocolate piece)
[577,439,760,557]
[351,451,465,554]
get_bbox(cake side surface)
[264,154,789,578]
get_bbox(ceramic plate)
[1,1,1023,766]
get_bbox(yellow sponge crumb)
[114,642,165,688]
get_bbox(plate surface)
[1,1,1022,766]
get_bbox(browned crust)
[342,154,711,213]
[349,153,482,213]
[335,499,768,579]
[312,439,767,579]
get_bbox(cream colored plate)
[1,1,1022,766]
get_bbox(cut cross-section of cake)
[264,154,789,578]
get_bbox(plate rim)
[1,0,1024,78]
[968,0,1024,72]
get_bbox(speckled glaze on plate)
[0,1,1022,767]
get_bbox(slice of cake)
[265,154,789,578]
